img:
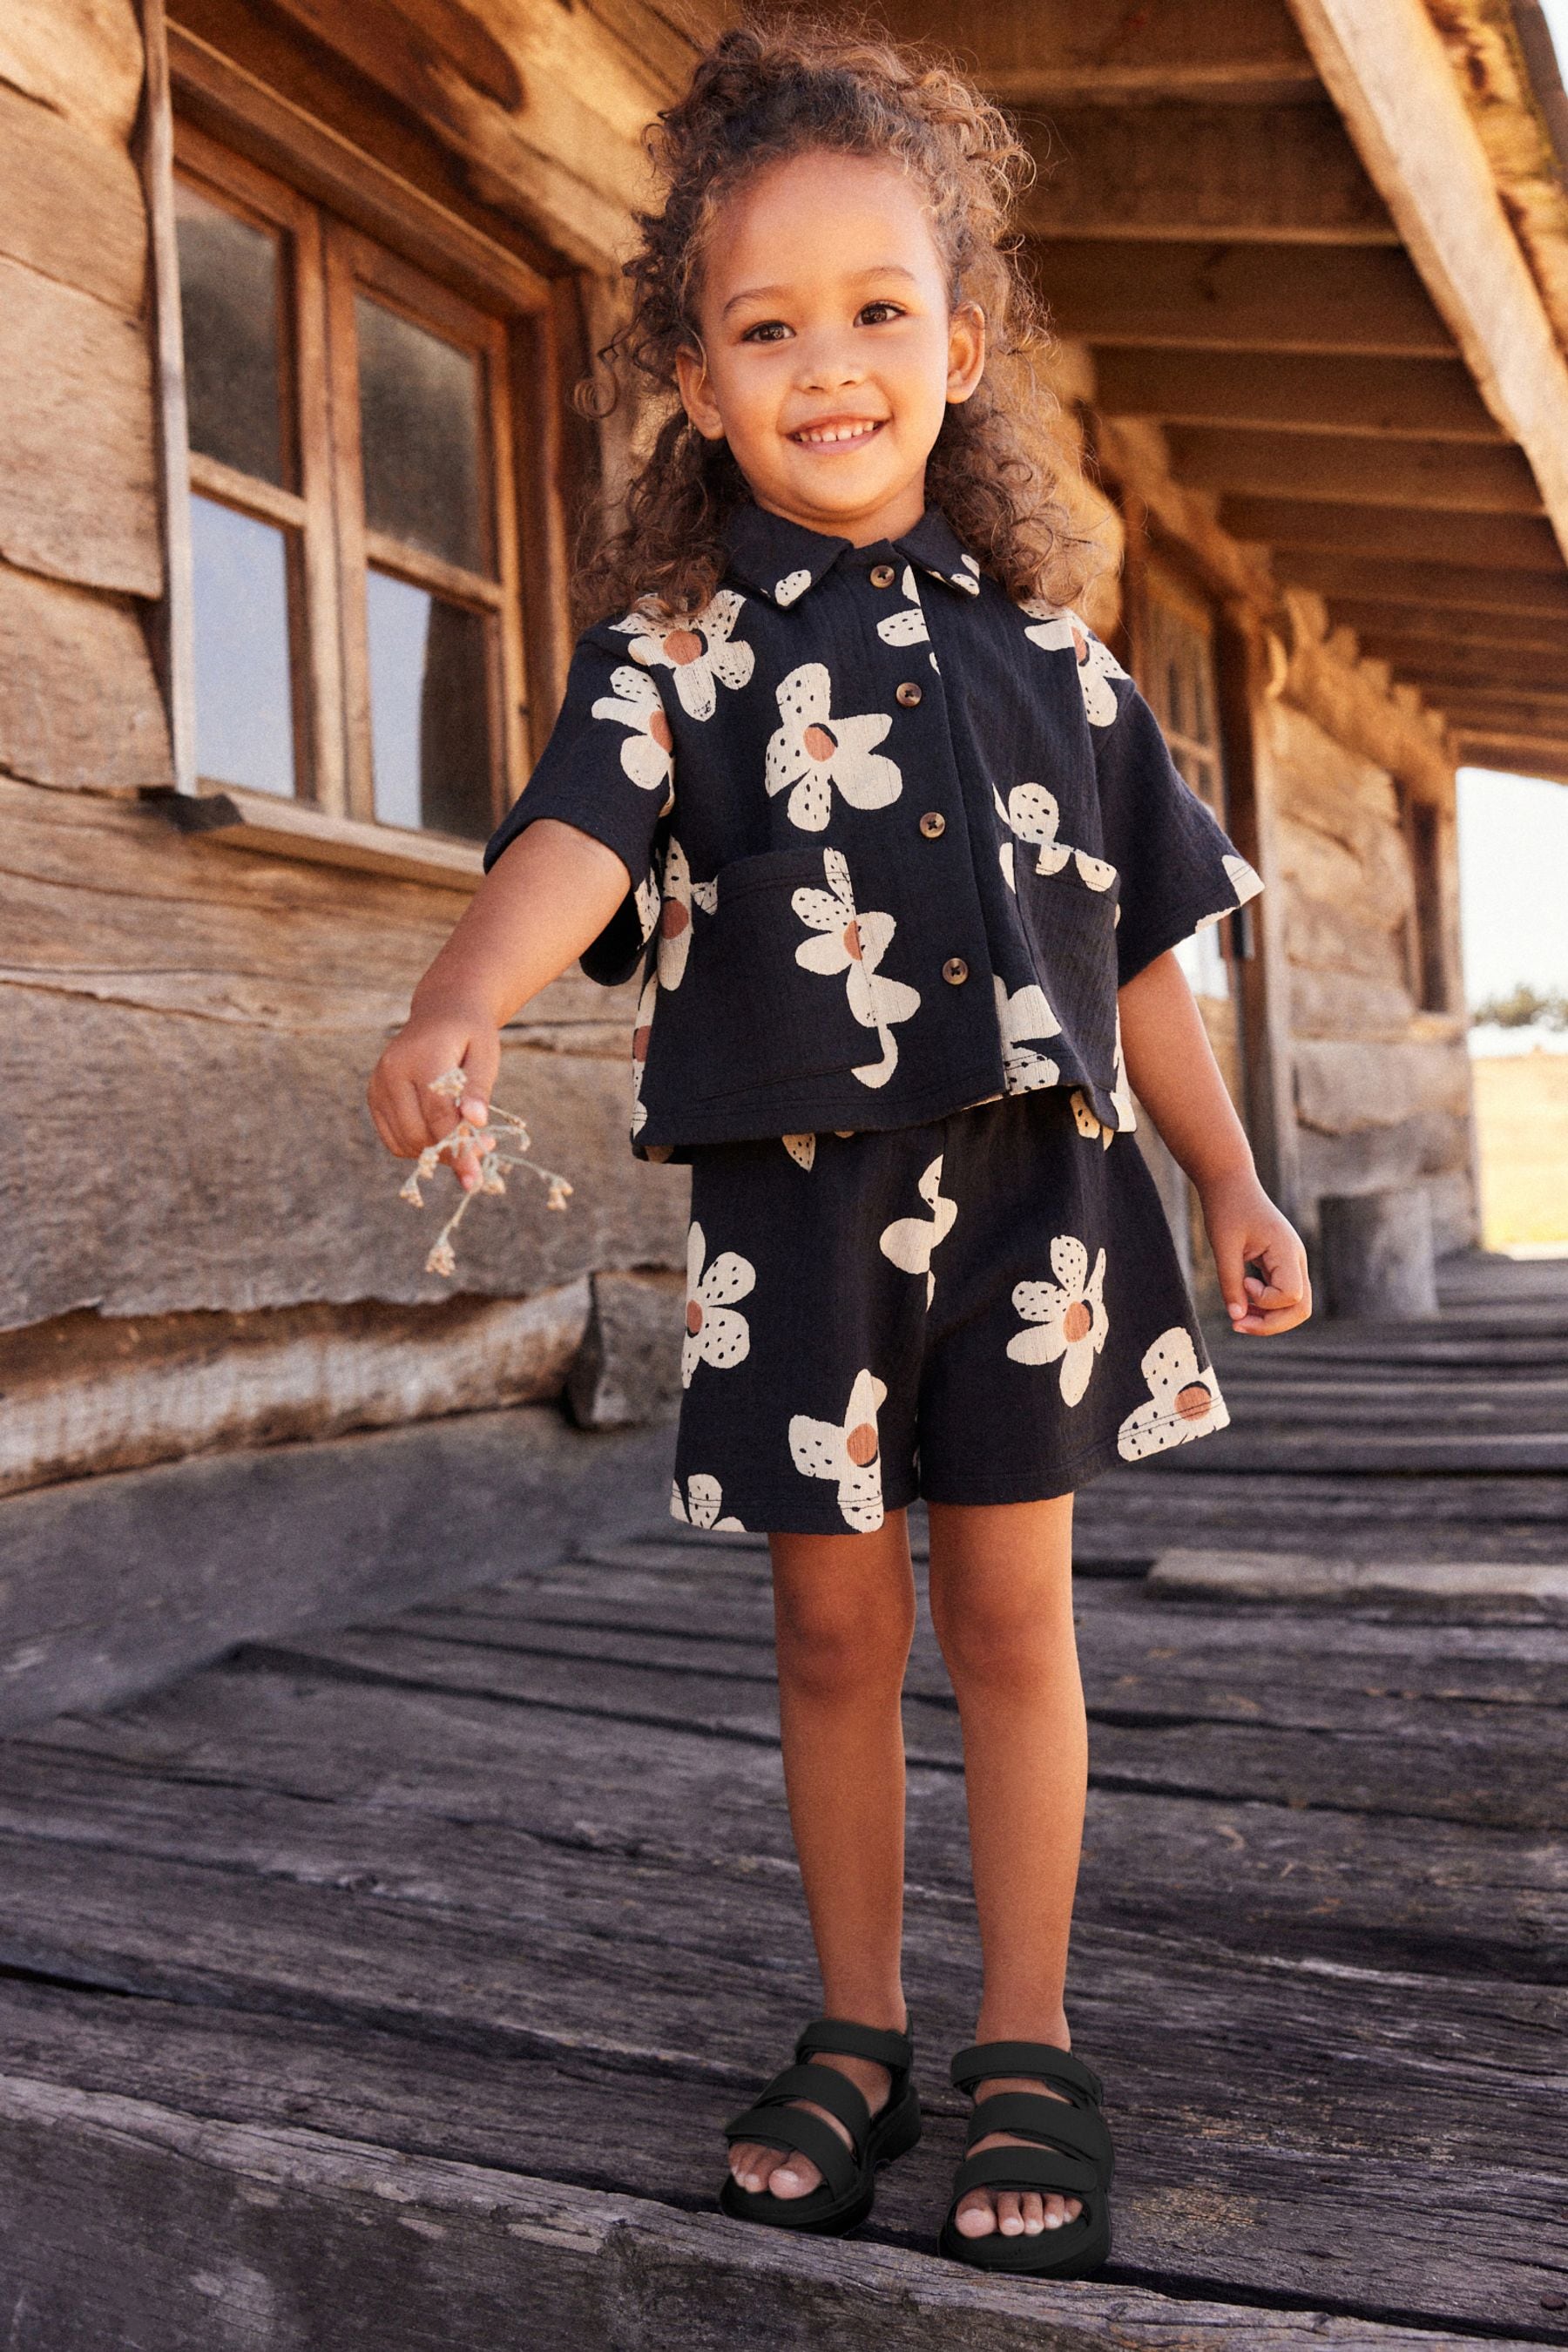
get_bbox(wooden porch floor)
[1,1253,1565,2348]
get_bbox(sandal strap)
[796,2014,913,2075]
[950,2143,1098,2204]
[722,2102,859,2200]
[950,2039,1101,2104]
[741,2060,872,2146]
[966,2092,1113,2174]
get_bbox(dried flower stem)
[399,1067,574,1276]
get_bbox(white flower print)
[774,569,811,608]
[682,1222,755,1387]
[995,975,1062,1092]
[1020,603,1128,727]
[789,1367,889,1532]
[994,783,1117,894]
[876,565,929,646]
[670,1473,745,1531]
[633,870,661,950]
[1070,1019,1137,1146]
[591,666,675,802]
[656,838,717,991]
[793,848,921,1088]
[615,589,754,720]
[1194,852,1265,932]
[630,970,657,1136]
[951,551,982,595]
[766,663,902,833]
[1008,1235,1109,1406]
[782,1133,817,1171]
[1117,1328,1229,1460]
[878,1153,956,1305]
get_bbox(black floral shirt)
[483,502,1260,1161]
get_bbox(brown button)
[942,956,969,986]
[896,680,923,707]
[919,810,946,839]
[869,562,896,589]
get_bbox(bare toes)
[997,2190,1025,2238]
[1021,2191,1044,2236]
[767,2153,821,2200]
[955,2188,997,2238]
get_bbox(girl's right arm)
[367,816,632,1181]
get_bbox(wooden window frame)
[145,20,570,889]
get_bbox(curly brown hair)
[573,12,1105,625]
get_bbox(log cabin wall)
[5,0,1567,1507]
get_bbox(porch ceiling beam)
[1287,0,1568,565]
[1280,552,1568,617]
[1092,349,1504,439]
[1034,239,1455,356]
[906,0,1321,103]
[1453,734,1568,780]
[1370,652,1568,696]
[1421,694,1568,734]
[1220,497,1562,571]
[1018,105,1400,245]
[1166,427,1541,514]
[1330,605,1568,656]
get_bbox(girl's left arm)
[1118,949,1312,1336]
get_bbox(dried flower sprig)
[399,1067,573,1277]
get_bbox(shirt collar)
[722,499,984,608]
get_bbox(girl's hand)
[368,1004,500,1193]
[1200,1167,1313,1336]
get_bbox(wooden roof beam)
[1019,104,1400,245]
[1033,237,1455,355]
[1280,552,1568,616]
[1288,0,1568,567]
[1220,497,1562,570]
[1166,427,1541,513]
[1329,605,1568,655]
[1453,734,1568,781]
[1362,649,1568,694]
[902,0,1321,102]
[1094,348,1504,439]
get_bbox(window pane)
[356,294,485,571]
[366,569,492,837]
[175,183,285,486]
[189,495,296,797]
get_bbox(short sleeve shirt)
[483,501,1260,1161]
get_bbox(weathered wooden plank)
[1168,426,1542,512]
[1327,603,1568,656]
[0,566,170,793]
[1096,349,1504,438]
[1455,732,1568,782]
[908,0,1321,101]
[0,2067,1548,2352]
[0,1287,590,1498]
[1020,104,1400,245]
[1035,239,1453,356]
[0,256,161,597]
[0,0,145,146]
[0,81,147,315]
[1225,494,1563,566]
[1282,551,1568,615]
[1148,1550,1568,1613]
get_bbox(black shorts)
[671,1088,1229,1535]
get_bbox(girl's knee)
[930,1585,1074,1693]
[774,1557,913,1696]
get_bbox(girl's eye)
[740,321,792,344]
[858,301,904,326]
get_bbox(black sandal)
[718,2013,921,2235]
[938,2038,1114,2276]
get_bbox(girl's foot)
[951,2073,1085,2240]
[727,2051,892,2200]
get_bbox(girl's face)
[676,151,985,546]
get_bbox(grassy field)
[1471,1051,1568,1247]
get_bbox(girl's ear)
[945,301,986,406]
[675,341,727,441]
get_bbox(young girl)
[368,20,1310,2279]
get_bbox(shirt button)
[919,810,946,839]
[869,563,896,588]
[896,680,923,707]
[943,956,969,986]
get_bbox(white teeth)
[794,421,880,445]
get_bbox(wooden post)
[136,0,197,793]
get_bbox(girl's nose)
[799,338,866,394]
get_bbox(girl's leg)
[728,1511,917,2201]
[926,1495,1087,2242]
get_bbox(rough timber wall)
[1270,698,1475,1252]
[0,0,689,1498]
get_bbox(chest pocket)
[688,846,873,1102]
[1013,856,1121,1091]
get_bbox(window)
[1141,578,1235,1004]
[1399,786,1450,1012]
[172,125,529,842]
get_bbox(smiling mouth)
[789,418,887,449]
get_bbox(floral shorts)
[671,1087,1229,1536]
